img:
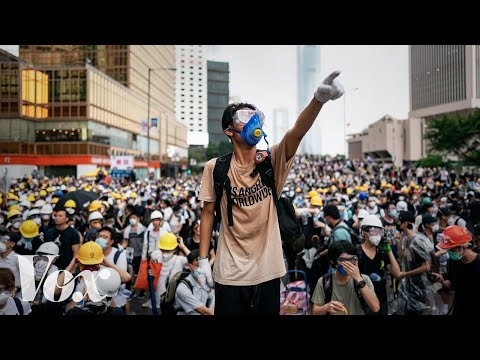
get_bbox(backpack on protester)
[330,222,362,246]
[213,152,304,253]
[322,272,368,314]
[159,271,194,316]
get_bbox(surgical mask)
[42,215,51,221]
[368,201,375,208]
[336,265,348,276]
[448,250,463,261]
[22,237,33,243]
[7,201,16,207]
[229,112,266,147]
[34,260,49,281]
[129,218,138,225]
[193,269,200,278]
[95,238,108,249]
[389,209,398,218]
[0,291,13,306]
[432,223,440,232]
[162,253,173,262]
[0,242,7,253]
[32,218,42,226]
[368,235,382,246]
[12,220,22,229]
[128,199,134,205]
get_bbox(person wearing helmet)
[145,232,188,310]
[27,208,42,228]
[142,210,172,260]
[44,208,81,270]
[431,225,480,316]
[6,208,23,234]
[40,204,54,236]
[84,211,104,243]
[395,210,434,315]
[356,215,402,315]
[15,219,42,255]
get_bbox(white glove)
[198,258,214,292]
[314,70,344,103]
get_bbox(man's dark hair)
[323,204,340,220]
[187,249,200,264]
[146,199,153,206]
[383,202,394,210]
[221,102,256,131]
[327,240,356,266]
[99,226,114,239]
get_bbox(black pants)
[215,278,280,316]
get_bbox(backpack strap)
[322,273,333,306]
[256,154,280,210]
[353,278,369,314]
[179,278,194,294]
[13,297,24,315]
[213,153,233,226]
[113,248,125,265]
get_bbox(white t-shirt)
[0,251,21,288]
[162,207,173,222]
[105,248,128,308]
[0,297,31,315]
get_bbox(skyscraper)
[297,45,322,155]
[175,45,208,146]
[272,108,289,145]
[207,60,229,145]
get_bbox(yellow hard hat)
[7,208,21,219]
[454,180,459,186]
[19,220,39,238]
[76,241,104,265]
[295,187,301,193]
[386,183,393,188]
[380,181,387,188]
[173,192,178,197]
[68,186,77,192]
[88,200,102,212]
[176,185,182,191]
[27,194,36,202]
[19,183,25,190]
[375,190,382,195]
[51,197,59,204]
[435,181,441,187]
[39,190,47,197]
[101,201,110,210]
[330,185,337,191]
[401,186,410,194]
[46,187,53,193]
[8,204,19,212]
[158,232,178,251]
[310,196,323,207]
[64,199,77,208]
[130,192,138,199]
[331,178,336,183]
[346,187,354,195]
[307,190,319,198]
[354,185,360,191]
[7,193,18,201]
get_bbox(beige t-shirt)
[199,137,295,286]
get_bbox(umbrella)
[55,190,99,210]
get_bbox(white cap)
[88,211,104,222]
[40,204,53,215]
[151,210,163,220]
[396,200,408,212]
[37,242,60,255]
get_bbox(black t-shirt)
[468,200,480,224]
[447,254,480,316]
[45,226,81,270]
[185,237,214,253]
[14,236,43,256]
[356,245,390,305]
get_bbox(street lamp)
[344,87,359,158]
[147,67,176,177]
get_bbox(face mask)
[162,253,173,262]
[448,250,463,261]
[229,113,266,147]
[129,218,138,225]
[42,215,51,221]
[128,199,134,205]
[432,223,440,232]
[7,201,16,207]
[12,220,22,229]
[18,206,25,212]
[32,218,42,226]
[193,269,200,278]
[0,242,7,253]
[95,238,108,249]
[105,221,114,228]
[389,209,398,218]
[0,291,13,306]
[368,235,382,246]
[22,237,33,243]
[34,260,49,281]
[368,201,375,208]
[336,265,348,276]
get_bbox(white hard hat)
[95,268,121,297]
[88,211,104,222]
[37,242,60,255]
[60,185,67,191]
[27,208,41,218]
[357,209,370,220]
[40,204,53,215]
[360,214,383,229]
[34,200,46,208]
[396,200,408,212]
[19,200,32,209]
[150,210,163,220]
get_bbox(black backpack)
[160,271,194,316]
[213,152,304,252]
[322,272,367,314]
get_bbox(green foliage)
[206,141,233,159]
[417,154,444,168]
[426,109,480,166]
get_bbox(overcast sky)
[207,45,409,155]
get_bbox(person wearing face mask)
[395,211,434,315]
[39,204,54,237]
[0,231,21,296]
[356,215,402,315]
[366,198,379,216]
[174,249,215,315]
[0,268,31,315]
[6,208,23,234]
[84,211,104,243]
[123,212,146,276]
[168,204,186,237]
[143,232,188,310]
[184,220,216,266]
[431,225,480,316]
[312,240,380,315]
[15,220,42,256]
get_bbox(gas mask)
[228,110,268,148]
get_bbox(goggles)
[233,109,265,126]
[367,227,385,237]
[337,255,358,264]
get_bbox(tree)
[417,154,444,169]
[426,109,480,166]
[206,141,232,159]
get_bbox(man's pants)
[215,278,280,316]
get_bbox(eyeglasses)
[233,109,265,126]
[337,255,358,264]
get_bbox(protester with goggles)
[199,70,344,315]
